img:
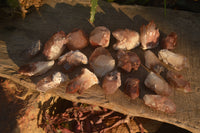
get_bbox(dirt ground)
[0,78,162,133]
[0,79,191,133]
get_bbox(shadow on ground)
[0,78,26,132]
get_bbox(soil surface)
[0,78,190,133]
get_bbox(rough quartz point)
[24,40,42,58]
[112,29,140,50]
[144,50,164,74]
[58,50,88,66]
[102,71,121,94]
[18,60,54,76]
[158,49,189,71]
[162,32,177,50]
[66,29,89,50]
[66,68,99,94]
[140,21,160,50]
[124,78,140,100]
[144,72,172,96]
[89,26,110,47]
[43,31,68,60]
[117,50,141,72]
[143,94,176,113]
[89,47,115,77]
[36,72,67,92]
[166,71,191,93]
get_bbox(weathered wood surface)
[0,0,200,132]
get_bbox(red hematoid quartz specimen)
[117,50,141,72]
[166,71,191,93]
[18,60,54,76]
[89,26,110,47]
[36,72,67,92]
[162,32,177,50]
[58,50,88,71]
[124,78,140,100]
[43,31,68,60]
[112,29,140,50]
[89,47,115,77]
[58,50,88,65]
[143,94,176,113]
[102,71,121,94]
[66,29,89,50]
[144,72,172,96]
[66,68,99,94]
[144,50,164,74]
[158,49,189,71]
[140,21,160,50]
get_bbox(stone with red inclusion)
[144,72,172,96]
[112,29,140,50]
[36,72,67,92]
[66,29,89,50]
[143,94,176,113]
[166,71,191,93]
[102,71,121,94]
[124,78,139,100]
[18,60,54,76]
[158,49,189,71]
[140,21,160,50]
[58,50,88,71]
[117,50,141,72]
[162,32,177,50]
[66,68,99,94]
[144,50,164,74]
[89,47,115,77]
[43,31,68,60]
[89,26,110,47]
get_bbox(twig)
[134,117,144,133]
[126,116,134,133]
[139,123,144,133]
[100,115,130,133]
[95,111,114,124]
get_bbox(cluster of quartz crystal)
[19,22,190,114]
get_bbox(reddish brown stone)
[162,32,177,49]
[67,29,89,50]
[124,78,139,99]
[166,71,191,93]
[117,50,141,72]
[102,71,121,94]
[43,31,68,60]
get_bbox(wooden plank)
[0,0,200,132]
